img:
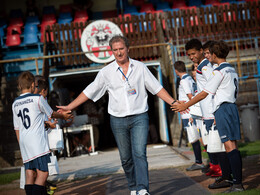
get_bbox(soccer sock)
[227,149,243,184]
[207,152,218,165]
[192,140,202,164]
[217,152,232,179]
[32,184,47,195]
[25,184,33,195]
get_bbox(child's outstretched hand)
[46,118,58,129]
[171,101,189,114]
[61,110,73,121]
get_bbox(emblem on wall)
[81,20,123,63]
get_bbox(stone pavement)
[48,144,210,194]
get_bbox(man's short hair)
[209,41,229,59]
[174,61,186,73]
[35,75,46,85]
[37,79,48,93]
[185,39,202,51]
[202,40,217,50]
[18,71,35,90]
[109,35,130,49]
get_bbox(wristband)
[171,100,177,105]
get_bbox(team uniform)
[178,74,195,122]
[203,62,241,143]
[12,93,52,170]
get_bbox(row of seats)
[123,0,253,14]
[0,4,88,47]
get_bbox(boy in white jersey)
[173,41,244,193]
[174,61,205,171]
[12,71,72,195]
[203,41,233,189]
[185,39,222,178]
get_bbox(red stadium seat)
[6,34,21,46]
[7,25,22,35]
[60,4,72,13]
[74,10,89,21]
[205,0,221,5]
[42,14,56,25]
[140,3,155,13]
[132,0,145,7]
[9,18,24,27]
[172,0,188,9]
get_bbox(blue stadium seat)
[23,33,39,45]
[26,16,40,25]
[156,2,170,10]
[124,6,138,14]
[189,0,203,7]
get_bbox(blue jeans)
[110,112,149,192]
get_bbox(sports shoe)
[138,189,150,195]
[131,190,137,195]
[186,163,205,171]
[208,177,232,189]
[201,164,210,173]
[205,164,222,177]
[222,184,244,193]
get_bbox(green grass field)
[201,140,260,160]
[0,172,20,185]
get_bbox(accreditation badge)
[127,86,137,96]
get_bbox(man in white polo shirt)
[57,35,177,195]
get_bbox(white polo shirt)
[178,74,195,119]
[12,93,52,163]
[83,58,163,117]
[196,58,214,119]
[204,62,239,113]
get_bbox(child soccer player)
[185,39,222,178]
[12,71,72,195]
[173,41,244,193]
[203,41,233,189]
[174,61,205,171]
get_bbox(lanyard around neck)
[118,67,128,82]
[118,67,132,88]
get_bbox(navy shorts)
[24,153,51,172]
[204,119,214,132]
[214,103,241,143]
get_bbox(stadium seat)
[6,34,21,46]
[156,2,170,10]
[172,0,188,9]
[9,18,24,27]
[23,32,39,44]
[59,12,72,20]
[26,16,40,25]
[74,10,89,22]
[140,3,155,13]
[24,24,39,34]
[59,4,72,13]
[205,0,221,5]
[132,0,145,7]
[7,25,22,35]
[43,6,55,15]
[42,14,56,25]
[189,0,203,7]
[124,6,138,14]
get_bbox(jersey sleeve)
[204,70,223,94]
[202,65,213,81]
[180,79,192,95]
[38,96,53,119]
[12,103,19,131]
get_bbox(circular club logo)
[81,20,123,63]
